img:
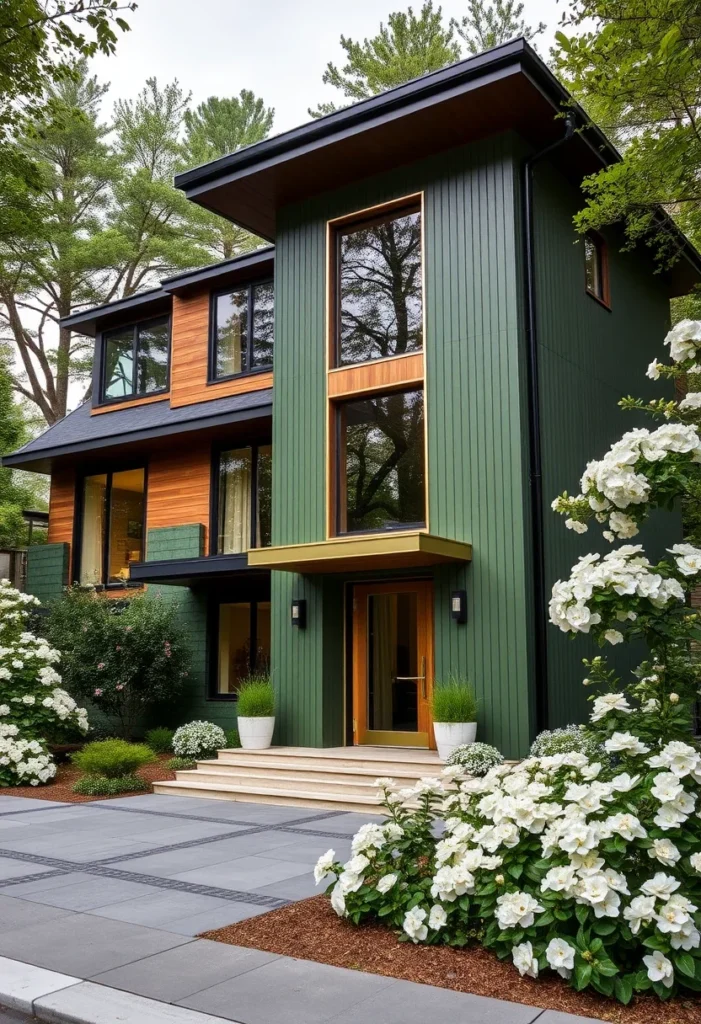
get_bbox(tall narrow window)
[212,280,274,380]
[216,600,271,696]
[336,204,422,366]
[102,318,169,402]
[337,388,425,534]
[584,231,609,305]
[79,468,145,586]
[216,444,272,554]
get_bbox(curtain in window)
[80,475,106,585]
[218,449,252,553]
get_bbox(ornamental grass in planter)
[431,677,478,761]
[236,675,275,750]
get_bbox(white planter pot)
[434,721,477,761]
[238,716,275,750]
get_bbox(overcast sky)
[91,0,562,135]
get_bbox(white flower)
[495,891,543,930]
[609,772,640,792]
[679,391,701,411]
[512,941,538,979]
[643,950,674,988]
[351,823,387,855]
[664,319,701,363]
[604,732,649,756]
[330,883,346,917]
[668,542,701,576]
[648,740,701,778]
[565,519,588,534]
[590,692,631,722]
[648,839,681,867]
[545,938,575,978]
[403,906,428,943]
[653,802,689,830]
[314,850,335,885]
[647,358,662,380]
[603,629,624,645]
[541,865,577,895]
[376,873,398,894]
[650,771,683,803]
[623,895,656,934]
[428,904,447,930]
[671,921,701,951]
[641,873,681,899]
[656,899,692,935]
[690,852,701,873]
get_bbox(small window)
[215,443,272,554]
[212,280,274,380]
[584,232,609,305]
[335,203,423,366]
[79,468,145,587]
[336,388,425,534]
[102,318,169,402]
[215,600,271,696]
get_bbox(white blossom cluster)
[0,723,55,785]
[172,720,226,758]
[549,545,691,642]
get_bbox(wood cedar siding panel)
[47,466,76,578]
[534,163,677,728]
[169,291,273,408]
[146,443,212,553]
[271,133,533,755]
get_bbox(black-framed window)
[335,203,423,367]
[584,231,609,306]
[213,443,272,554]
[102,317,169,402]
[336,387,425,534]
[78,467,146,587]
[213,600,271,697]
[211,280,274,380]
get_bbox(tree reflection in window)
[337,206,422,366]
[339,388,425,533]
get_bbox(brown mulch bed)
[203,895,701,1024]
[0,753,176,803]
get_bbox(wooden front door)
[352,580,434,747]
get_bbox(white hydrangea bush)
[0,580,88,786]
[172,720,226,758]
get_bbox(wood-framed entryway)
[352,579,434,748]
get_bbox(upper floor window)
[212,281,274,380]
[215,443,272,554]
[102,317,169,402]
[79,467,145,587]
[584,231,610,306]
[335,202,423,367]
[336,387,425,534]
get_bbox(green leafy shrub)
[166,756,196,771]
[431,676,477,723]
[446,741,503,775]
[44,587,191,739]
[72,774,149,796]
[225,728,241,748]
[236,675,275,717]
[145,727,174,754]
[72,738,155,779]
[530,724,603,761]
[172,720,226,759]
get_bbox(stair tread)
[205,759,440,778]
[177,770,386,789]
[155,779,383,802]
[218,746,440,763]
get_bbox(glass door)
[352,581,434,747]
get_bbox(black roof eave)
[129,553,269,587]
[161,247,275,295]
[61,288,170,337]
[1,401,273,473]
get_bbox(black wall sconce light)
[291,598,307,628]
[451,590,467,624]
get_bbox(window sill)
[207,366,273,386]
[330,349,424,373]
[585,289,611,312]
[92,389,169,414]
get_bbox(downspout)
[521,113,576,733]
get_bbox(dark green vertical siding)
[271,133,534,756]
[26,543,69,604]
[534,163,678,728]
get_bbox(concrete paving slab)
[102,794,225,812]
[178,955,396,1024]
[123,821,244,846]
[0,861,56,883]
[260,837,352,864]
[251,872,320,901]
[86,889,233,927]
[537,1013,607,1024]
[0,835,156,862]
[16,876,161,912]
[0,956,79,1014]
[171,854,313,891]
[161,902,271,935]
[0,912,192,976]
[91,939,278,1002]
[325,978,544,1024]
[0,895,74,930]
[0,798,66,813]
[300,812,384,833]
[34,981,238,1024]
[108,831,301,877]
[0,872,89,897]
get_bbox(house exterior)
[5,40,700,760]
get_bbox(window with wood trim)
[102,317,169,403]
[211,280,274,380]
[78,467,145,587]
[335,387,425,534]
[213,443,272,554]
[584,231,609,306]
[213,600,271,697]
[334,203,423,367]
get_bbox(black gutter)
[161,247,275,293]
[61,288,169,331]
[522,113,576,734]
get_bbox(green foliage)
[165,756,196,771]
[431,676,477,722]
[553,0,701,265]
[172,720,226,759]
[144,727,174,754]
[451,0,545,55]
[72,774,149,796]
[446,741,504,774]
[225,727,241,749]
[236,675,275,717]
[0,355,47,546]
[72,739,155,779]
[45,588,191,740]
[530,725,603,760]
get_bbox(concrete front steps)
[152,745,443,813]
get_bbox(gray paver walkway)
[0,794,607,1024]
